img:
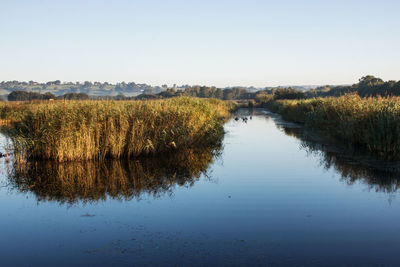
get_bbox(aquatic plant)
[0,101,31,125]
[3,97,231,161]
[262,94,400,159]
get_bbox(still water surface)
[1,109,400,266]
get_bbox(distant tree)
[313,76,400,98]
[158,88,177,98]
[115,93,127,100]
[274,88,305,100]
[135,94,159,100]
[144,87,155,94]
[8,90,30,101]
[214,88,222,99]
[60,92,90,100]
[43,92,56,100]
[358,75,384,87]
[8,90,56,101]
[83,81,92,88]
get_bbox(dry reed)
[3,97,231,161]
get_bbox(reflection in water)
[281,125,400,193]
[230,108,400,194]
[7,146,221,204]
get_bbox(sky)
[0,0,399,87]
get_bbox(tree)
[8,90,29,101]
[274,88,305,100]
[8,90,56,101]
[43,92,56,100]
[60,92,90,100]
[358,75,384,87]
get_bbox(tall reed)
[262,94,400,159]
[5,97,231,161]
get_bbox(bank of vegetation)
[262,94,400,159]
[2,75,400,161]
[2,97,231,161]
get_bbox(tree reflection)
[7,146,221,204]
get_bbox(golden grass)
[262,94,400,159]
[3,97,231,161]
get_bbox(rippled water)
[1,109,400,266]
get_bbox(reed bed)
[4,97,231,161]
[0,101,32,125]
[262,94,400,159]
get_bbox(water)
[1,109,400,266]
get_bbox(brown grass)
[3,97,231,161]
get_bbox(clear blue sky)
[1,0,399,87]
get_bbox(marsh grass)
[262,94,400,159]
[0,101,31,125]
[3,97,231,161]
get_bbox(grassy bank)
[262,94,400,159]
[3,97,231,161]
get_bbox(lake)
[1,109,400,266]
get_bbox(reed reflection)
[7,146,222,204]
[281,126,400,193]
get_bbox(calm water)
[1,109,400,266]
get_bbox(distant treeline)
[7,87,260,101]
[136,76,400,101]
[5,76,400,101]
[158,87,258,100]
[8,91,90,101]
[308,76,400,98]
[8,91,56,101]
[0,80,165,97]
[133,86,303,101]
[249,76,400,100]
